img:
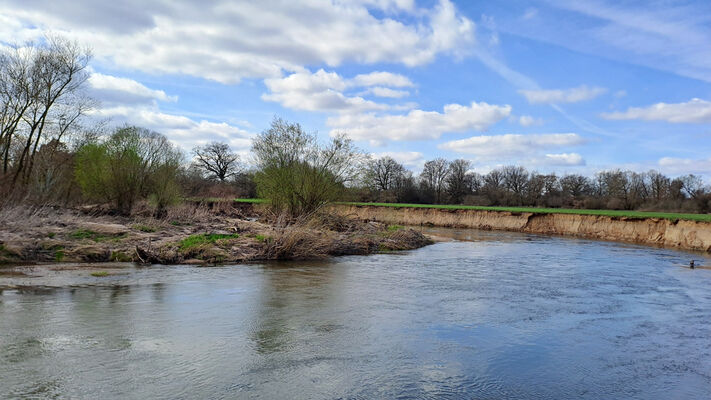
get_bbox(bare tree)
[366,156,406,191]
[560,174,592,198]
[647,170,670,201]
[502,165,529,204]
[0,36,92,191]
[193,141,241,182]
[420,158,450,203]
[445,159,471,204]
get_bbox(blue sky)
[2,0,710,176]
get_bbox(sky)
[1,0,710,177]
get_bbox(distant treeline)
[351,158,710,213]
[1,37,708,216]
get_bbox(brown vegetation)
[0,202,432,266]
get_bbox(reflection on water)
[1,230,711,399]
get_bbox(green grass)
[178,233,240,251]
[232,198,711,222]
[70,229,125,242]
[387,224,404,232]
[132,224,156,233]
[54,248,64,262]
[90,271,109,277]
[253,234,270,242]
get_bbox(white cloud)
[601,98,711,123]
[371,151,425,169]
[327,101,512,142]
[542,153,585,166]
[85,73,252,152]
[351,71,414,88]
[438,133,585,160]
[519,85,607,104]
[88,73,177,105]
[364,87,410,98]
[262,69,390,113]
[1,0,474,84]
[658,157,711,176]
[518,115,543,127]
[91,106,253,152]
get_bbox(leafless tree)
[193,141,241,182]
[445,159,471,204]
[366,156,406,191]
[0,36,92,191]
[502,165,529,204]
[420,158,450,203]
[560,174,592,198]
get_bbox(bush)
[75,126,183,216]
[252,118,364,217]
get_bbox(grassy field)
[232,198,711,222]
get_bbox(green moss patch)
[70,229,126,242]
[178,233,240,251]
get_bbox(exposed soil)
[335,204,711,253]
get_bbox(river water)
[1,229,710,399]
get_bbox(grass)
[54,248,64,262]
[110,251,132,262]
[178,233,240,251]
[232,198,711,222]
[70,229,125,242]
[387,224,404,232]
[90,271,109,277]
[133,224,156,233]
[253,234,270,242]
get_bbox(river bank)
[334,204,711,253]
[0,203,431,268]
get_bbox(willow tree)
[252,118,363,217]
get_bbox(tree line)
[1,37,709,218]
[355,157,710,213]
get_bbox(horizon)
[2,0,709,178]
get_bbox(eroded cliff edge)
[334,205,711,253]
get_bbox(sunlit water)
[2,230,711,399]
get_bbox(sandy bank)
[334,205,711,253]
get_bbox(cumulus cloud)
[91,106,253,152]
[438,133,585,160]
[518,115,543,127]
[85,73,252,152]
[327,101,512,142]
[658,156,711,176]
[1,0,474,84]
[541,153,585,166]
[363,87,410,98]
[262,69,390,113]
[601,98,711,123]
[371,151,425,169]
[519,85,607,104]
[351,71,414,88]
[88,73,177,105]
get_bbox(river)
[1,229,710,399]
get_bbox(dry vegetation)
[0,202,432,266]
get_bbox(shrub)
[252,117,364,218]
[75,126,183,216]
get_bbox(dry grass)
[260,226,333,260]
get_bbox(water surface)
[2,230,711,399]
